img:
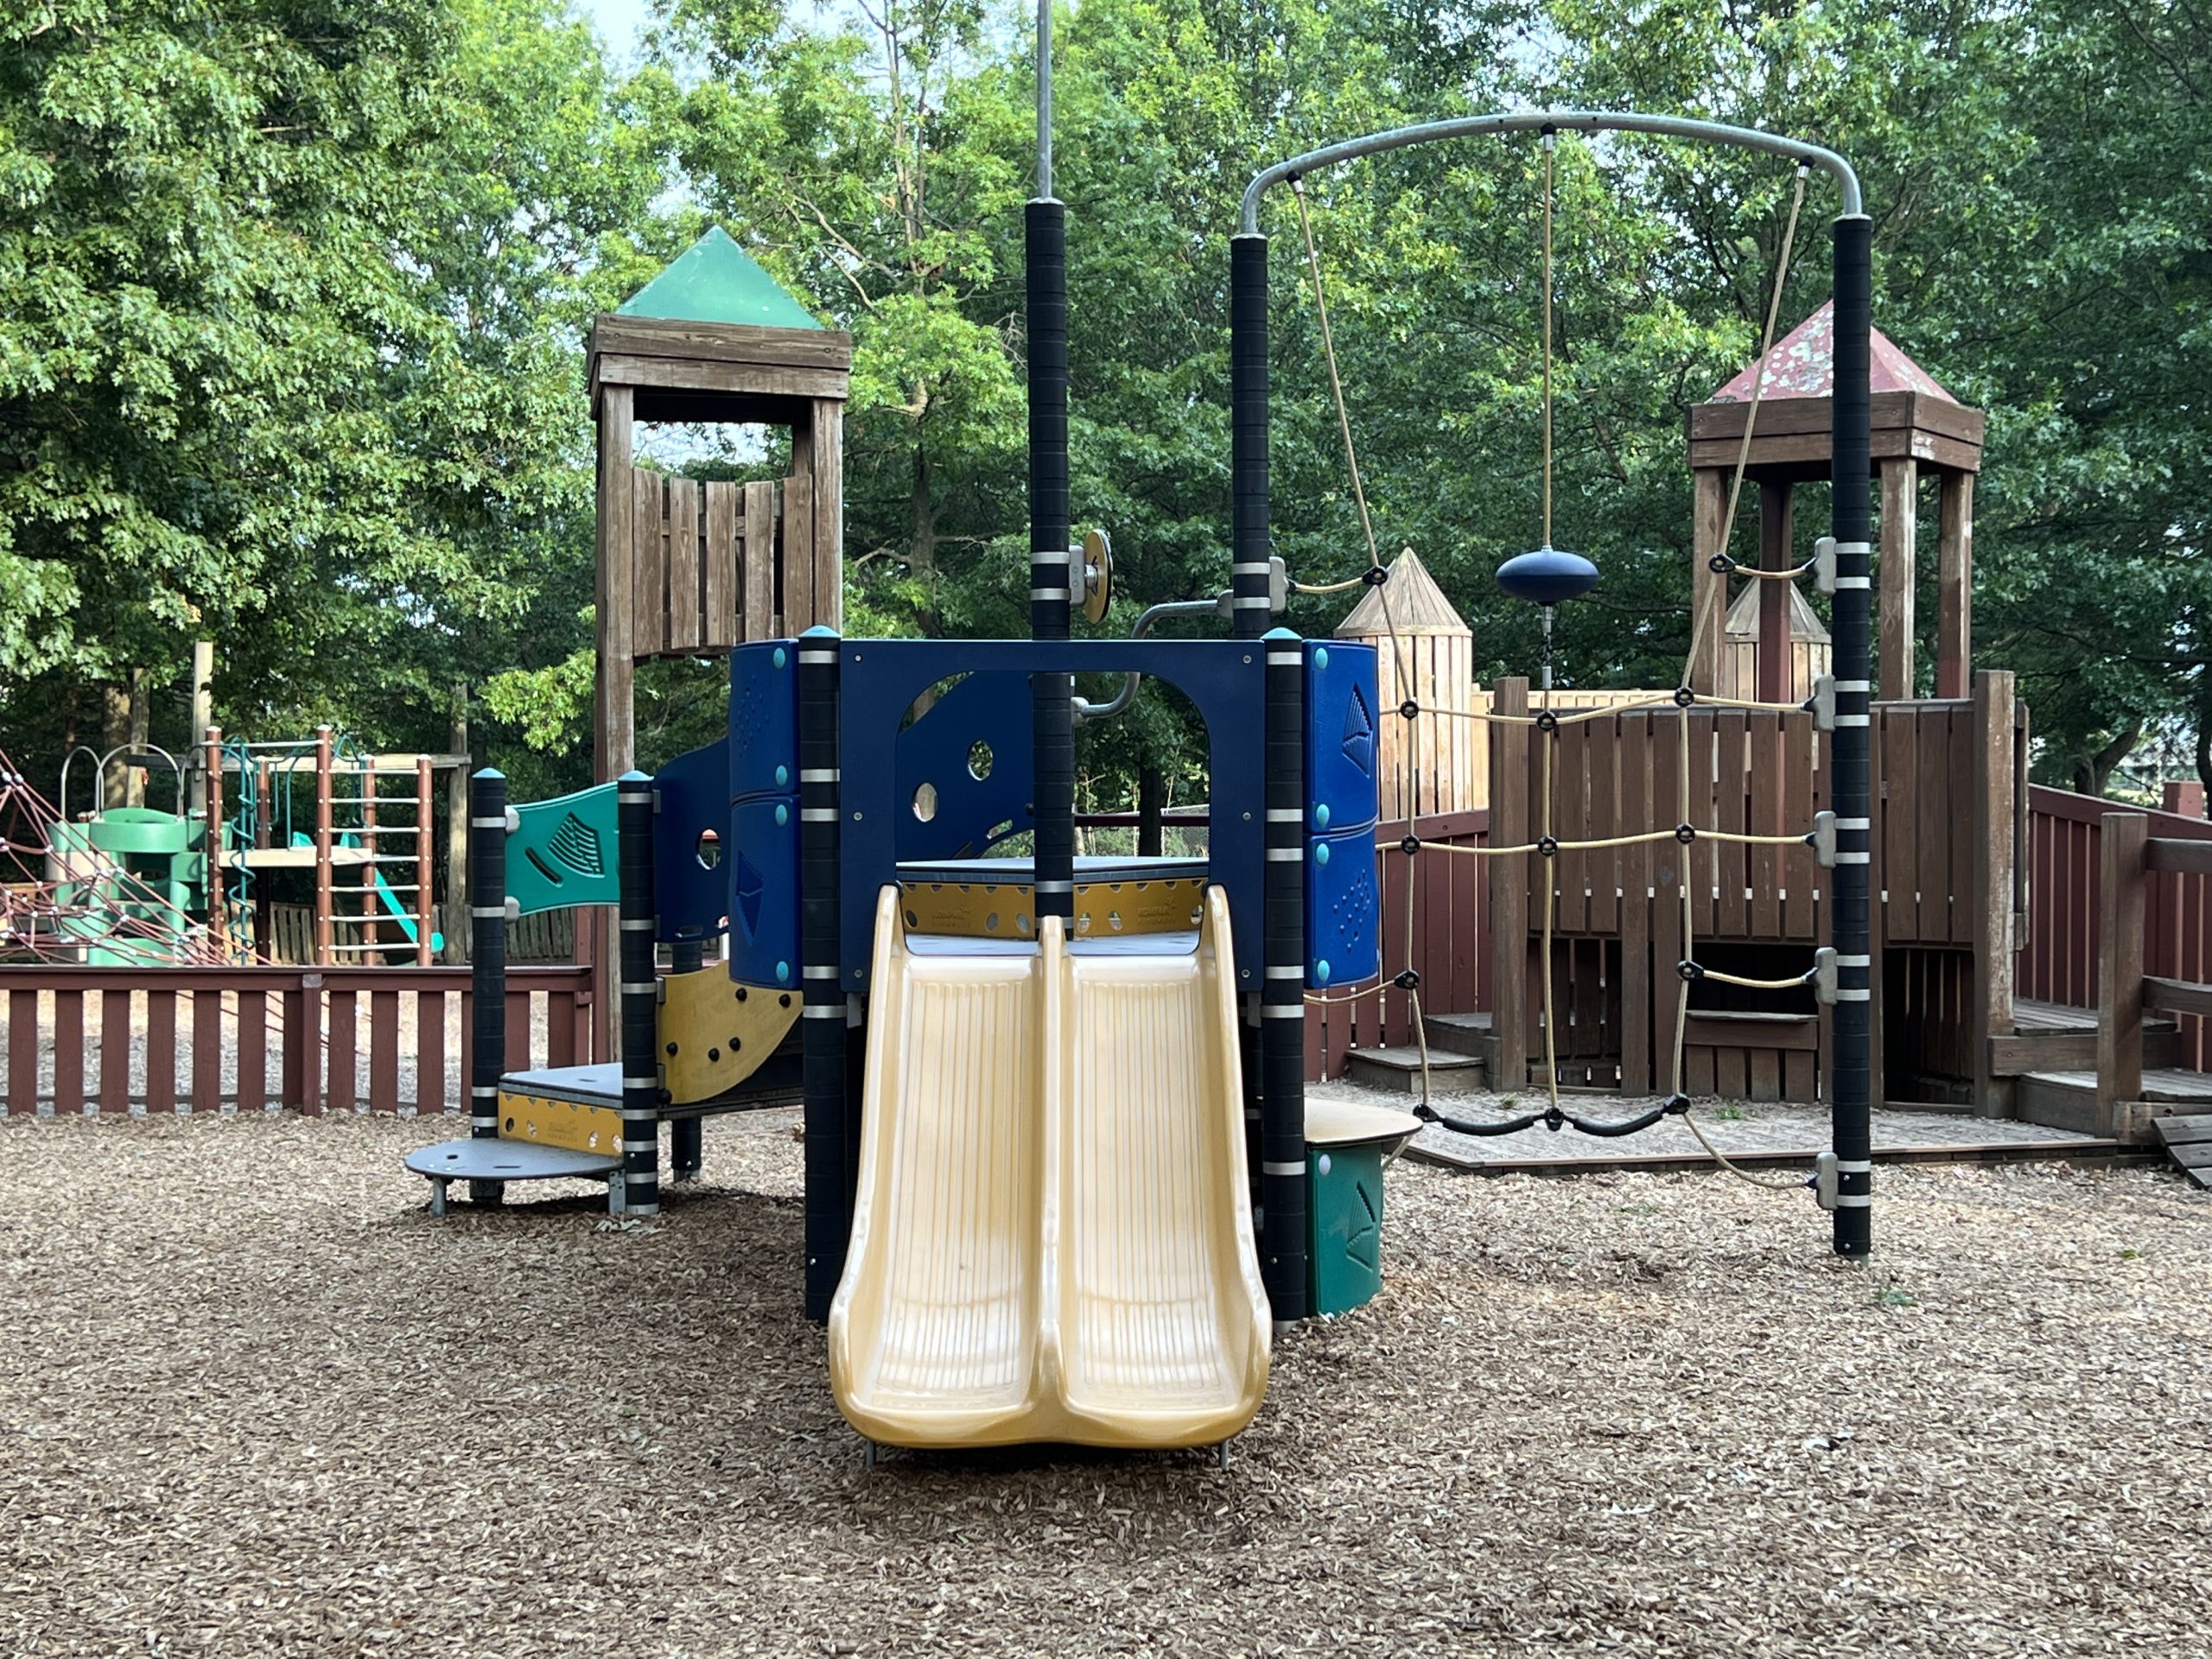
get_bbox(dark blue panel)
[1305,640,1379,835]
[652,737,730,944]
[836,639,1268,989]
[896,672,1033,860]
[1306,824,1379,989]
[729,639,798,803]
[728,795,800,988]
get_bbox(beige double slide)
[828,885,1270,1450]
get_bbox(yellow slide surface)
[828,885,1269,1450]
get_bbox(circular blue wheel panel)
[1497,545,1600,607]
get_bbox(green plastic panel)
[1307,1142,1386,1316]
[616,227,822,331]
[507,783,620,916]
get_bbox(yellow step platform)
[828,885,1269,1451]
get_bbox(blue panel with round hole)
[727,795,800,988]
[1306,823,1378,988]
[729,639,798,804]
[652,737,729,944]
[1305,640,1379,836]
[893,670,1033,861]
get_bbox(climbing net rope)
[1289,135,1828,1188]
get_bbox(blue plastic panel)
[895,671,1033,861]
[837,639,1267,989]
[1306,823,1379,989]
[727,795,800,988]
[652,737,730,944]
[729,639,798,803]
[1306,641,1379,835]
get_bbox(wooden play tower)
[589,227,852,784]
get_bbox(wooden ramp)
[2153,1116,2212,1187]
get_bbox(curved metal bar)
[1240,108,1862,232]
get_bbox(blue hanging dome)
[1496,545,1600,607]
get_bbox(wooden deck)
[2154,1115,2212,1188]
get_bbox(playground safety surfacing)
[6,1107,2211,1657]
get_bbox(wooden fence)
[1304,809,1490,1080]
[260,905,575,966]
[2023,788,2212,1070]
[629,468,834,658]
[0,963,595,1116]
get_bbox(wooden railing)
[0,963,594,1116]
[1303,809,1489,1080]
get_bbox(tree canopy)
[2,0,2204,808]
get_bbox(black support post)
[1829,213,1874,1257]
[1230,234,1272,641]
[1261,629,1309,1320]
[467,769,508,1205]
[798,626,848,1322]
[670,938,703,1181]
[617,772,660,1217]
[1027,197,1076,933]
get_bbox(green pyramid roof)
[617,226,822,330]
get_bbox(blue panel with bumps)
[1305,823,1379,989]
[652,737,731,944]
[1304,641,1380,836]
[728,639,799,804]
[727,795,801,989]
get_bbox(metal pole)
[1027,208,1074,936]
[1230,235,1271,639]
[314,726,334,966]
[1261,628,1309,1320]
[204,727,226,960]
[1829,213,1875,1257]
[1539,607,1555,695]
[415,756,435,968]
[467,768,507,1205]
[616,772,660,1216]
[1240,109,1862,234]
[670,937,704,1181]
[798,626,848,1320]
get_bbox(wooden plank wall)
[2023,787,2212,1069]
[1303,809,1488,1081]
[1368,632,1478,819]
[629,469,824,658]
[0,965,595,1115]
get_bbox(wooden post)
[204,727,226,960]
[313,726,334,967]
[594,384,637,785]
[445,689,468,964]
[360,762,378,959]
[2095,812,2147,1140]
[1878,457,1917,701]
[1936,472,1974,700]
[1757,481,1793,705]
[255,760,274,961]
[416,756,435,968]
[1489,677,1531,1090]
[1968,671,2016,1117]
[1689,469,1726,695]
[808,398,843,631]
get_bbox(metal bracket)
[503,806,520,835]
[1810,810,1838,868]
[1812,945,1838,1006]
[1815,536,1838,596]
[1813,1148,1840,1210]
[1809,674,1836,732]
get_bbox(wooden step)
[1988,1024,2181,1077]
[1421,1010,1494,1059]
[2155,1114,2212,1188]
[1344,1046,1488,1096]
[2018,1068,2212,1142]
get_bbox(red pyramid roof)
[1708,299,1961,404]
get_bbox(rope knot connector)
[1675,958,1704,982]
[1672,686,1696,708]
[1535,709,1560,733]
[1707,554,1734,574]
[1362,564,1389,588]
[1536,835,1560,858]
[1675,823,1698,843]
[1542,1106,1566,1132]
[1399,835,1420,857]
[1662,1093,1693,1116]
[1398,698,1420,721]
[1392,968,1421,991]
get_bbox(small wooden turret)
[1336,550,1476,819]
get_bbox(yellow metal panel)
[896,875,1205,940]
[829,885,1268,1450]
[657,965,800,1105]
[499,1090,622,1155]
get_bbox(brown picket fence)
[0,964,595,1116]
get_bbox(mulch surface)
[4,1109,2210,1656]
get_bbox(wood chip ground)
[4,1109,2210,1656]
